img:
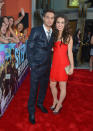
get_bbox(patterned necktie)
[47,31,51,42]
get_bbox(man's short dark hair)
[43,9,55,17]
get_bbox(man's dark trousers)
[27,25,53,115]
[28,66,50,114]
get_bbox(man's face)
[43,12,55,27]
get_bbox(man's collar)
[43,24,52,33]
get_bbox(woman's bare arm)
[0,37,9,44]
[14,8,25,26]
[68,36,74,74]
[90,35,93,45]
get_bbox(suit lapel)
[41,25,53,44]
[41,25,48,41]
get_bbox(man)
[27,9,55,124]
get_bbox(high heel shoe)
[89,67,92,72]
[53,105,62,114]
[50,100,58,111]
[50,104,57,111]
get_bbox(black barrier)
[0,42,28,117]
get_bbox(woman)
[50,15,74,114]
[6,8,25,39]
[89,34,93,72]
[8,8,25,28]
[0,18,19,43]
[0,18,9,43]
[73,28,81,67]
[16,22,28,43]
[3,16,9,29]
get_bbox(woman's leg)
[92,56,93,70]
[89,56,93,71]
[53,81,67,112]
[50,81,58,108]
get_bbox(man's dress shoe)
[37,104,48,113]
[29,114,36,124]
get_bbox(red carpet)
[0,69,93,131]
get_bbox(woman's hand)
[5,37,12,40]
[51,48,54,51]
[68,67,74,75]
[21,8,25,17]
[0,1,4,8]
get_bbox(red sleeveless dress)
[50,41,70,81]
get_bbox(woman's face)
[1,24,7,35]
[4,17,9,24]
[3,17,9,28]
[56,17,65,32]
[17,23,23,32]
[24,29,27,36]
[9,18,14,26]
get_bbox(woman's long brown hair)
[53,14,72,45]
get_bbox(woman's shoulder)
[66,35,73,44]
[68,35,73,39]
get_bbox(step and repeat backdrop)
[0,42,28,117]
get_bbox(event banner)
[0,42,28,117]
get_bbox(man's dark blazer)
[27,25,54,78]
